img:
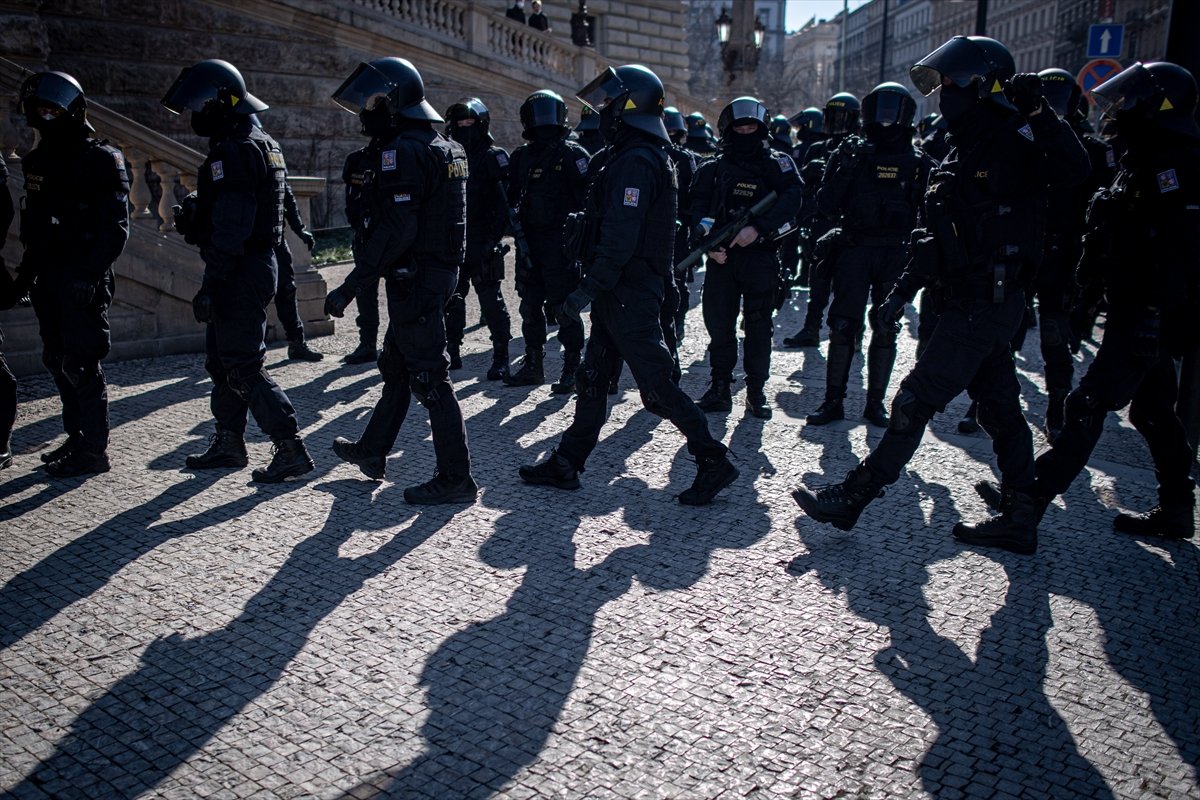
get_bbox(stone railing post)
[125,150,154,225]
[287,176,326,269]
[465,0,487,51]
[153,161,182,233]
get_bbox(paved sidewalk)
[1,273,1197,800]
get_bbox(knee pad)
[227,365,270,401]
[60,354,101,389]
[377,342,406,384]
[575,362,602,399]
[444,293,466,315]
[1064,389,1105,430]
[639,375,678,419]
[828,316,859,348]
[409,369,446,408]
[888,388,935,434]
[41,349,64,376]
[975,399,1021,439]
[1040,313,1066,348]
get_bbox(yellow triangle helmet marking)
[230,95,239,106]
[624,98,637,110]
[1161,97,1174,111]
[991,79,1003,93]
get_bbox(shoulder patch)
[112,150,126,173]
[211,161,224,181]
[496,151,509,167]
[774,152,794,172]
[576,157,589,175]
[1017,124,1035,142]
[1158,168,1180,193]
[266,150,287,170]
[623,187,640,207]
[394,193,412,203]
[1105,147,1116,168]
[381,149,397,171]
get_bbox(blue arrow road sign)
[1087,24,1124,59]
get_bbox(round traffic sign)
[1078,58,1124,102]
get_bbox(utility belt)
[937,259,1025,304]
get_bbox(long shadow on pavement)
[0,479,468,799]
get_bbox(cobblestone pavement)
[1,265,1198,800]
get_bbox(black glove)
[560,285,594,325]
[874,292,907,333]
[300,230,316,252]
[1133,310,1161,358]
[68,279,97,307]
[1008,73,1044,117]
[192,285,214,324]
[324,285,354,318]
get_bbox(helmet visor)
[910,37,989,96]
[161,64,267,115]
[725,97,768,127]
[1040,77,1077,117]
[332,62,395,115]
[1091,62,1156,118]
[20,73,82,115]
[577,67,626,113]
[865,91,910,126]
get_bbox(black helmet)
[685,111,708,140]
[663,106,686,134]
[445,97,492,146]
[333,57,442,134]
[1038,68,1082,120]
[823,92,860,136]
[520,89,569,137]
[576,104,601,131]
[1092,61,1200,138]
[162,59,268,117]
[18,70,91,132]
[768,114,792,140]
[789,107,824,134]
[862,82,917,129]
[717,96,769,138]
[911,35,1016,110]
[577,64,668,142]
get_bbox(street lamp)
[716,8,732,46]
[754,15,765,50]
[715,6,766,85]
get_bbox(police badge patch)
[496,152,509,167]
[623,187,640,207]
[1157,168,1180,193]
[211,161,224,180]
[774,153,793,172]
[1017,124,1035,141]
[382,150,397,171]
[576,157,589,175]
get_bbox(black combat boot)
[40,436,82,464]
[45,448,110,478]
[344,341,378,365]
[551,351,581,395]
[503,348,544,387]
[957,400,980,434]
[519,449,581,490]
[487,342,509,381]
[678,453,738,505]
[745,381,772,419]
[697,378,733,413]
[332,436,386,480]
[782,326,820,348]
[808,340,852,425]
[404,471,478,505]
[251,438,314,483]
[287,339,324,362]
[974,479,1011,513]
[1113,490,1195,540]
[806,397,844,426]
[792,465,885,531]
[448,344,463,371]
[953,489,1042,555]
[0,436,11,470]
[863,343,894,427]
[185,428,249,469]
[1045,390,1068,443]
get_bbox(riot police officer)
[786,106,826,289]
[16,71,129,477]
[1015,62,1200,544]
[248,115,323,362]
[162,59,314,482]
[793,36,1089,552]
[0,145,19,469]
[1032,68,1116,441]
[782,92,860,348]
[503,90,590,393]
[324,57,476,504]
[690,97,804,419]
[443,97,513,380]
[685,112,717,156]
[663,106,688,148]
[768,114,793,153]
[805,83,935,428]
[519,65,738,505]
[341,134,384,365]
[791,107,826,166]
[575,104,605,155]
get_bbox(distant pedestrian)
[505,0,525,23]
[528,0,550,31]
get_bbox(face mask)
[360,105,392,137]
[726,129,763,156]
[450,124,481,149]
[938,84,977,127]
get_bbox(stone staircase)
[0,56,330,377]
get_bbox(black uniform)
[194,120,301,442]
[338,126,473,481]
[784,134,844,344]
[20,130,130,459]
[690,142,804,393]
[812,131,935,420]
[343,142,383,356]
[666,141,697,346]
[555,130,727,470]
[0,159,18,465]
[1035,134,1200,507]
[507,135,590,357]
[865,105,1088,490]
[445,138,512,363]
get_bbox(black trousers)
[446,243,511,349]
[701,249,777,385]
[557,266,725,471]
[273,239,304,343]
[1031,241,1078,399]
[517,234,584,353]
[359,273,471,478]
[863,291,1035,491]
[0,347,15,450]
[204,251,299,441]
[31,273,113,454]
[1036,308,1195,501]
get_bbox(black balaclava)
[938,83,978,130]
[725,127,765,157]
